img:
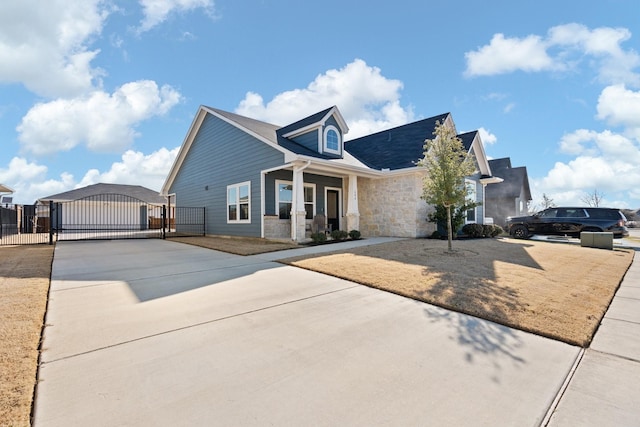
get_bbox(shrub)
[331,229,349,241]
[462,223,484,238]
[310,232,327,243]
[348,230,361,240]
[482,224,504,237]
[490,224,504,237]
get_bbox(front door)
[326,189,340,232]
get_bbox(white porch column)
[346,174,360,232]
[290,165,308,242]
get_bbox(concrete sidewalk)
[546,235,640,426]
[33,238,582,426]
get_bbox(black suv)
[506,207,629,239]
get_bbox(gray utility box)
[580,231,613,250]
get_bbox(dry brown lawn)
[168,235,299,255]
[0,244,54,427]
[280,238,634,347]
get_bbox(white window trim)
[465,179,477,224]
[227,181,251,224]
[276,180,315,219]
[323,125,341,155]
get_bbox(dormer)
[276,106,349,159]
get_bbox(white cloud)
[0,0,110,98]
[536,129,640,206]
[477,127,497,146]
[548,24,640,86]
[77,147,180,191]
[0,157,74,204]
[597,85,640,139]
[235,59,414,140]
[464,24,640,87]
[464,33,555,77]
[138,0,215,33]
[17,81,182,155]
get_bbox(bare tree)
[581,189,605,207]
[541,193,555,208]
[530,193,555,212]
[418,120,476,252]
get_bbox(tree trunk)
[446,204,453,252]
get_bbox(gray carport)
[34,239,581,426]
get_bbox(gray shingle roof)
[206,107,280,143]
[487,158,532,200]
[39,183,167,204]
[343,113,453,170]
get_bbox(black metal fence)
[168,206,206,237]
[0,194,205,246]
[0,204,51,245]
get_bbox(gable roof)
[163,105,500,194]
[39,183,166,204]
[279,106,348,138]
[457,131,477,152]
[207,107,280,143]
[487,158,532,200]
[343,113,452,170]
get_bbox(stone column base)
[295,211,307,242]
[346,212,360,232]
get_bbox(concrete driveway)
[34,239,581,426]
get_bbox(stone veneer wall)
[263,215,314,240]
[263,215,290,239]
[357,173,435,238]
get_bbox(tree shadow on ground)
[421,304,525,383]
[416,264,529,379]
[282,238,545,369]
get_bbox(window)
[465,179,476,222]
[323,125,341,154]
[227,182,250,223]
[276,180,315,220]
[304,185,315,219]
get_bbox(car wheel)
[511,225,530,239]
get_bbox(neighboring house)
[162,105,502,242]
[484,157,532,228]
[0,183,14,195]
[38,183,168,231]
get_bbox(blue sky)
[1,0,639,209]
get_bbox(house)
[161,105,502,242]
[484,158,532,228]
[39,183,168,231]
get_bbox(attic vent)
[387,132,391,142]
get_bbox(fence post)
[162,204,166,239]
[202,207,206,236]
[49,200,53,245]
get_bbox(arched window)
[323,126,341,154]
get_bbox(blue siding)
[264,171,342,216]
[169,113,285,237]
[291,130,319,153]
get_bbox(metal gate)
[52,193,166,241]
[0,194,205,245]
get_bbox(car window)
[539,209,558,218]
[587,209,619,219]
[565,209,587,218]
